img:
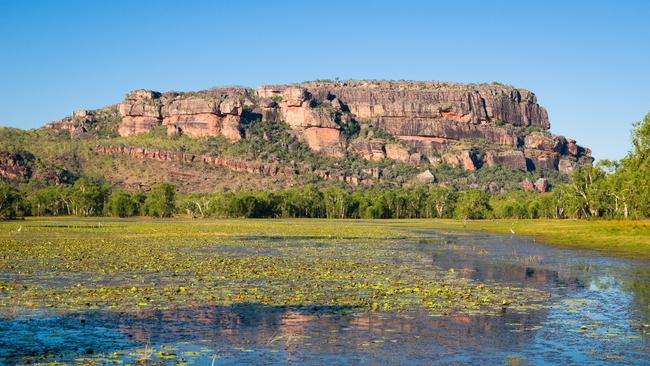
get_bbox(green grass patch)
[406,219,650,260]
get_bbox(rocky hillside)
[1,80,592,193]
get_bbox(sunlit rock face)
[257,86,346,157]
[47,80,591,173]
[117,88,245,142]
[259,80,591,171]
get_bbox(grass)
[408,219,650,260]
[0,218,545,318]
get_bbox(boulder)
[524,132,563,152]
[443,151,476,171]
[282,87,310,107]
[534,178,549,193]
[558,156,577,174]
[385,144,411,163]
[415,170,435,184]
[521,179,535,192]
[219,96,243,115]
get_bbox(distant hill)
[0,80,592,193]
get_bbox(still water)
[1,230,649,365]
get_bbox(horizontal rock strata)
[46,80,592,174]
[118,88,246,141]
[93,145,379,186]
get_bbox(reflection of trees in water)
[619,267,650,347]
[427,249,589,293]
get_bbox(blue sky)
[1,0,648,161]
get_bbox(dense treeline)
[0,180,176,220]
[1,112,649,220]
[0,181,562,220]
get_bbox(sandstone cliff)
[257,80,591,173]
[46,80,592,175]
[118,88,248,141]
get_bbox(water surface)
[1,229,648,365]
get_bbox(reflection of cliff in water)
[117,304,546,353]
[0,303,550,364]
[2,230,650,365]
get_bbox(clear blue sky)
[1,0,648,161]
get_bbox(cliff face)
[257,80,591,173]
[47,80,592,175]
[118,88,247,141]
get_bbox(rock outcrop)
[46,107,119,138]
[258,80,591,172]
[257,86,346,157]
[0,152,30,181]
[46,80,591,175]
[484,150,527,171]
[95,145,296,176]
[521,177,550,193]
[94,145,382,186]
[118,88,246,141]
[348,138,421,163]
[415,170,435,184]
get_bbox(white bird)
[509,227,515,234]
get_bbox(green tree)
[490,192,531,219]
[0,183,22,219]
[65,178,108,216]
[27,186,67,216]
[144,183,176,218]
[323,186,351,219]
[300,185,326,218]
[425,187,457,218]
[454,190,490,219]
[617,112,650,217]
[563,165,610,218]
[106,190,139,217]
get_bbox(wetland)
[0,219,648,365]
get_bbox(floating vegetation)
[0,219,547,317]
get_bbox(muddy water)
[1,230,649,365]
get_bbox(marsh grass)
[403,219,650,260]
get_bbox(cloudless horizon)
[1,0,648,161]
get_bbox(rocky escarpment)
[118,88,248,141]
[258,80,592,173]
[94,145,384,186]
[0,152,30,181]
[0,151,69,184]
[46,80,592,176]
